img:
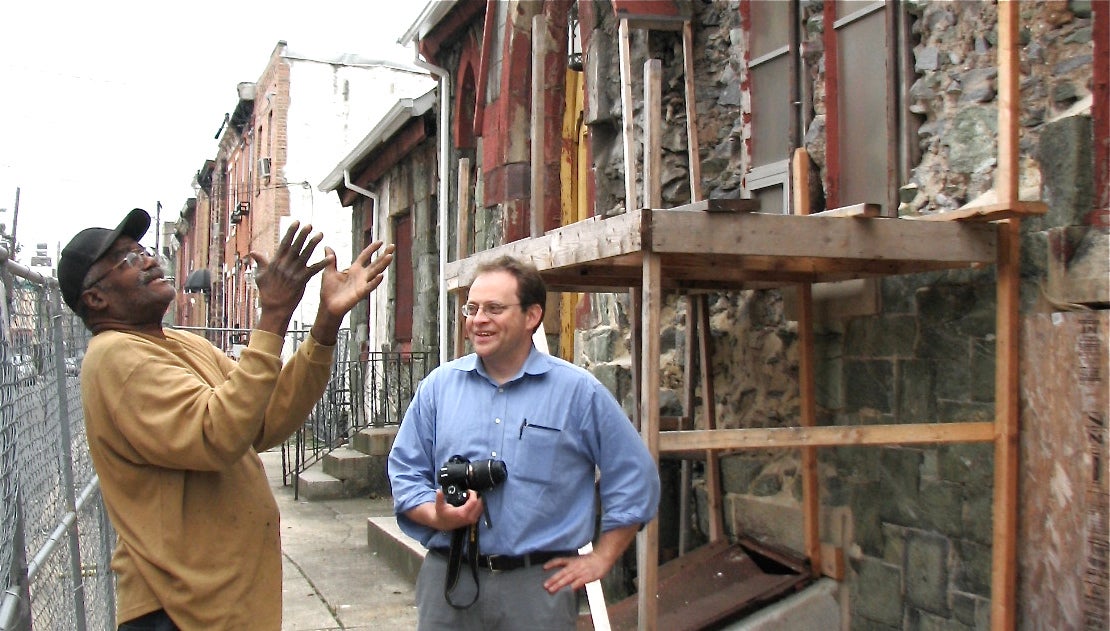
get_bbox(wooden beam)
[682,20,702,203]
[993,3,1021,628]
[647,211,998,263]
[658,422,996,453]
[644,58,662,210]
[618,18,638,212]
[807,203,882,218]
[638,253,661,630]
[793,148,822,577]
[905,201,1047,222]
[531,14,546,238]
[697,294,724,542]
[457,157,471,259]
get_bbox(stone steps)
[295,427,398,501]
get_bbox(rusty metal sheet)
[580,539,811,630]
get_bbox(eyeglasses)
[83,246,157,289]
[461,302,521,317]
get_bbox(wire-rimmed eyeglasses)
[461,302,521,317]
[83,246,158,289]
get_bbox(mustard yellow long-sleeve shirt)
[81,328,334,630]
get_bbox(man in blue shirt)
[388,255,660,630]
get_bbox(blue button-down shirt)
[388,347,660,556]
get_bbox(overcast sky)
[0,0,430,264]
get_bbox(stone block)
[324,447,372,484]
[904,531,950,616]
[352,426,398,456]
[720,454,765,494]
[296,469,344,501]
[1046,225,1109,306]
[723,493,805,556]
[917,480,964,538]
[897,359,936,423]
[843,359,894,414]
[851,556,903,627]
[1037,115,1093,227]
[952,539,991,597]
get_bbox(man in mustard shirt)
[58,208,393,630]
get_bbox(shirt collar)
[453,345,555,383]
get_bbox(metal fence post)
[50,297,88,631]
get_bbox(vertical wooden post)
[453,158,472,359]
[643,59,662,209]
[456,157,471,260]
[531,14,546,237]
[792,148,822,574]
[681,21,703,202]
[992,1,1020,628]
[698,294,724,542]
[679,295,696,554]
[618,18,638,212]
[639,250,662,631]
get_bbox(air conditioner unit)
[258,157,271,178]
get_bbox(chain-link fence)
[0,250,110,631]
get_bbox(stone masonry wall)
[569,1,1103,629]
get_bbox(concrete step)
[351,426,399,456]
[367,515,426,585]
[296,468,345,501]
[320,446,390,498]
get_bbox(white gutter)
[410,48,451,366]
[343,169,377,203]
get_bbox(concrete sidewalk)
[261,448,419,630]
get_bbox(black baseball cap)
[58,208,151,312]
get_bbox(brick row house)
[318,1,1107,629]
[170,42,431,350]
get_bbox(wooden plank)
[647,210,998,263]
[638,253,662,630]
[618,19,638,212]
[658,422,996,453]
[905,200,1047,222]
[669,198,761,213]
[644,59,662,210]
[531,14,546,238]
[697,294,723,542]
[820,543,846,581]
[456,157,471,259]
[682,21,702,203]
[792,148,821,577]
[992,4,1021,629]
[620,15,687,32]
[678,295,696,555]
[807,203,881,218]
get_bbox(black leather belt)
[431,547,574,572]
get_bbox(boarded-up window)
[393,213,414,346]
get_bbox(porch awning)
[183,269,212,293]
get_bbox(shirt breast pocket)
[515,420,563,483]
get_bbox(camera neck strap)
[444,523,481,609]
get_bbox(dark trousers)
[118,609,178,631]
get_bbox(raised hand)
[249,222,330,336]
[310,240,396,345]
[318,241,395,318]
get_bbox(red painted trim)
[611,0,682,18]
[473,0,497,134]
[415,0,485,66]
[823,1,841,208]
[1093,1,1109,218]
[340,119,429,206]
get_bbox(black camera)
[438,455,508,507]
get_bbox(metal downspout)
[411,49,451,366]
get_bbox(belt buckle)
[485,554,503,573]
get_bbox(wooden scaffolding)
[445,2,1044,629]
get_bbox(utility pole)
[11,187,20,261]
[155,200,162,255]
